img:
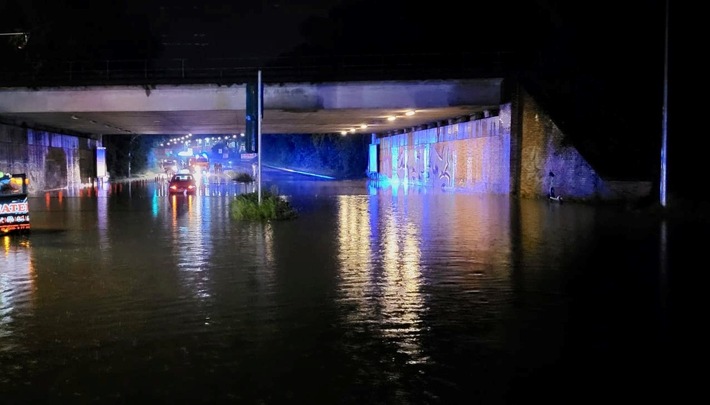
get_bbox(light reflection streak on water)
[381,195,425,363]
[151,190,160,218]
[337,195,425,364]
[659,220,668,333]
[260,222,275,268]
[97,184,110,254]
[170,195,212,301]
[337,195,372,308]
[234,220,275,319]
[0,236,35,350]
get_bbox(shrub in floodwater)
[233,172,255,183]
[230,187,298,221]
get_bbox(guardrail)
[0,52,528,87]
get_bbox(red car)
[168,173,197,195]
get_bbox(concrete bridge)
[0,77,650,202]
[0,79,504,137]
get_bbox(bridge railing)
[0,52,528,87]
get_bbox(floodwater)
[0,170,690,404]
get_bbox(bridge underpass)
[0,77,514,195]
[0,76,652,202]
[0,78,505,138]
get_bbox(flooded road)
[0,171,686,403]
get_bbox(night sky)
[2,0,691,198]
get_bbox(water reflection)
[0,235,34,351]
[335,190,518,368]
[377,193,425,363]
[169,195,212,301]
[0,178,677,403]
[97,185,110,254]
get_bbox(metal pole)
[660,0,669,207]
[128,135,137,179]
[257,70,262,204]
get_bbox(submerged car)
[168,173,197,195]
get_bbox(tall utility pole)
[257,70,263,204]
[660,0,669,207]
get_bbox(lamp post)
[0,31,30,49]
[659,0,669,208]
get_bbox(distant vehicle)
[168,173,197,195]
[189,156,209,174]
[161,159,178,175]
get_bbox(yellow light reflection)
[1,235,36,349]
[337,195,372,305]
[336,195,425,363]
[380,204,425,363]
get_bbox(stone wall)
[0,123,98,195]
[517,88,650,201]
[372,87,651,202]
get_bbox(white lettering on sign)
[0,202,29,214]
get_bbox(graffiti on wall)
[375,115,510,193]
[432,143,454,188]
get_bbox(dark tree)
[104,134,149,179]
[262,133,369,179]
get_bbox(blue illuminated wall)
[375,110,511,194]
[0,123,99,195]
[372,91,651,202]
[368,144,378,173]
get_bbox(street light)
[0,31,30,49]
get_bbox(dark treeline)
[103,134,150,179]
[261,133,370,179]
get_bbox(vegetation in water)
[230,186,298,221]
[232,172,255,183]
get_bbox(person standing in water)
[548,171,562,202]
